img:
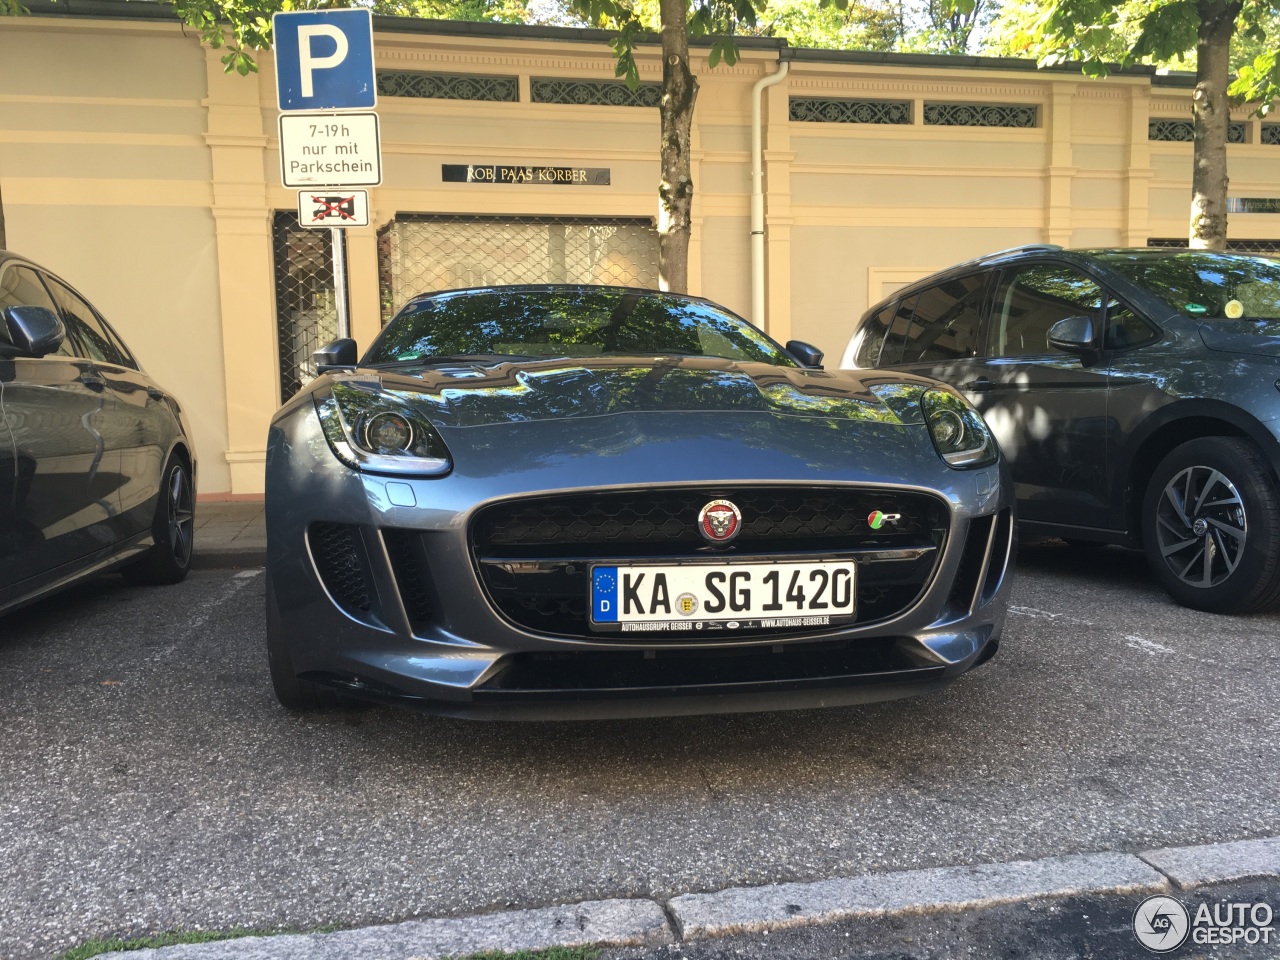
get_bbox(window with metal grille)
[1262,124,1280,145]
[1149,119,1247,143]
[923,102,1038,127]
[272,212,347,402]
[377,71,518,102]
[531,77,661,108]
[1148,238,1280,255]
[789,97,911,124]
[378,214,660,324]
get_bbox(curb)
[96,836,1280,959]
[191,549,267,571]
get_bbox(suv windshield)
[364,288,798,366]
[1095,252,1280,321]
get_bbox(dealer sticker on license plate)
[589,559,856,633]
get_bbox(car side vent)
[382,529,434,631]
[309,522,374,614]
[979,508,1015,607]
[947,514,995,616]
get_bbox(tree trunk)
[657,0,697,292]
[1189,0,1241,250]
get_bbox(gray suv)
[841,245,1280,614]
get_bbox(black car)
[0,251,196,615]
[841,245,1280,614]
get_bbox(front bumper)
[265,398,1014,720]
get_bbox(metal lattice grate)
[531,77,661,108]
[789,97,911,124]
[1149,118,1247,143]
[273,212,347,402]
[923,102,1038,128]
[1148,238,1280,255]
[377,71,518,102]
[378,214,660,324]
[1262,124,1280,145]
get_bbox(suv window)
[854,302,896,367]
[989,264,1104,358]
[1105,298,1158,350]
[902,274,988,363]
[0,265,75,357]
[47,278,127,367]
[879,296,918,366]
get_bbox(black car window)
[47,278,127,367]
[1093,251,1280,320]
[0,265,75,357]
[989,264,1104,358]
[365,289,799,367]
[853,302,895,367]
[902,274,988,363]
[878,295,917,366]
[1105,297,1158,350]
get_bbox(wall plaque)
[443,164,610,185]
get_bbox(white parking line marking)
[1125,635,1176,656]
[1009,605,1094,626]
[234,568,265,579]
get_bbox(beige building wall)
[5,11,1280,495]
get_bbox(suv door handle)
[77,373,106,391]
[962,377,992,393]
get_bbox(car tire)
[1141,437,1280,613]
[122,453,195,586]
[266,571,342,711]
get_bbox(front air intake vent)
[382,529,435,631]
[309,522,374,615]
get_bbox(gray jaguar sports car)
[265,285,1013,719]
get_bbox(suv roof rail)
[977,243,1063,261]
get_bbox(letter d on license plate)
[589,559,856,633]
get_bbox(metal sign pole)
[331,226,349,341]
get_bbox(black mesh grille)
[383,529,434,630]
[471,487,949,639]
[475,489,943,554]
[309,523,372,613]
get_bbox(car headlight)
[314,381,452,476]
[921,387,997,468]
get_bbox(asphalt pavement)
[1,541,1278,959]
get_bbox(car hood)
[1199,321,1280,357]
[337,356,931,430]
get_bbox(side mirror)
[1047,316,1099,354]
[314,338,358,372]
[786,340,824,369]
[3,305,66,357]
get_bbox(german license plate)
[589,559,856,633]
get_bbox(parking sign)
[273,9,376,112]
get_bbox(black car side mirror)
[1047,316,1100,354]
[315,338,358,372]
[3,305,66,358]
[786,340,824,369]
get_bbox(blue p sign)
[273,9,377,112]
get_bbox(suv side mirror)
[3,305,66,357]
[786,340,824,369]
[314,338,358,372]
[1047,316,1099,354]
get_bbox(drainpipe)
[751,52,790,329]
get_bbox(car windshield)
[363,288,798,366]
[1095,252,1280,321]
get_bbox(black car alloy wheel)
[165,461,195,567]
[1153,465,1246,588]
[124,453,195,586]
[1142,437,1280,613]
